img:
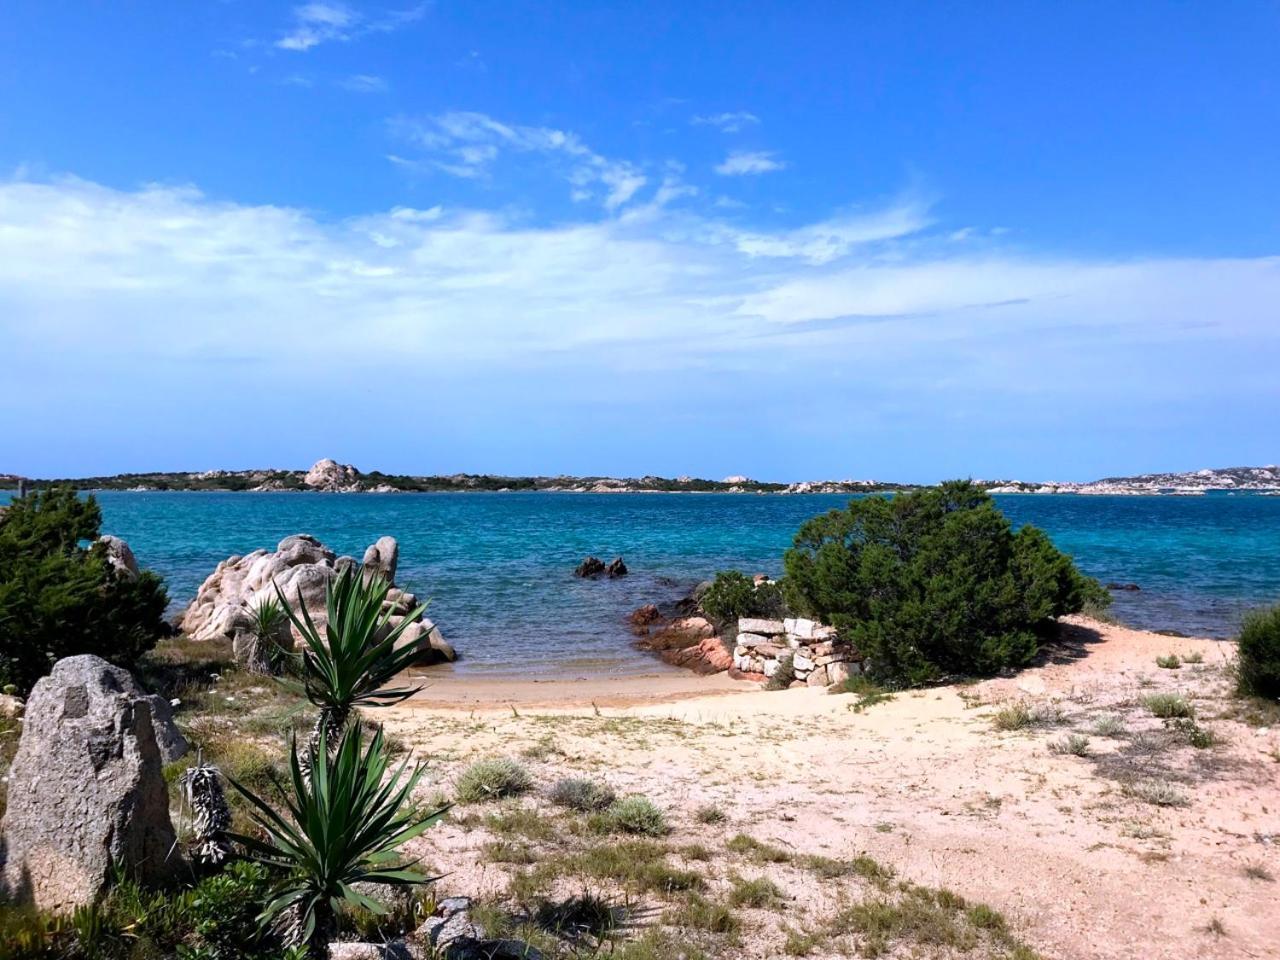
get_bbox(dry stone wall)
[732,617,861,687]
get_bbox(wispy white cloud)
[2,173,1277,476]
[715,150,786,176]
[338,73,389,93]
[723,201,933,264]
[393,111,649,210]
[276,2,426,52]
[691,111,760,133]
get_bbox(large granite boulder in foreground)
[181,534,455,664]
[0,656,182,912]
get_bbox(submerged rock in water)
[574,556,606,578]
[180,534,455,664]
[0,656,183,912]
[628,603,665,633]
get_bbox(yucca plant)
[226,723,445,957]
[246,596,290,676]
[275,565,428,767]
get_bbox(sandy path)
[384,618,1280,960]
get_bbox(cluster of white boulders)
[180,533,455,664]
[732,616,861,687]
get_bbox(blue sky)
[1,2,1277,482]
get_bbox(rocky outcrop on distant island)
[979,464,1280,496]
[0,656,183,912]
[180,534,455,664]
[304,458,363,492]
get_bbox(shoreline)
[397,666,752,711]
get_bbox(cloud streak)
[393,111,649,209]
[276,2,425,52]
[692,111,760,133]
[715,150,786,175]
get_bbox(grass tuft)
[549,777,616,812]
[606,795,669,836]
[1124,779,1189,807]
[1142,693,1194,719]
[694,803,726,825]
[455,758,533,803]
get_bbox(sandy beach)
[383,617,1280,960]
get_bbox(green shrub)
[606,795,669,836]
[782,481,1107,686]
[549,777,616,812]
[1155,654,1181,670]
[456,758,533,803]
[699,571,785,627]
[0,487,168,695]
[1237,604,1280,700]
[0,862,295,960]
[1142,693,1193,719]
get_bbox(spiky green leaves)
[226,723,446,954]
[275,565,427,716]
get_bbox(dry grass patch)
[1124,779,1189,807]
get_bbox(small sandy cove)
[384,618,1280,960]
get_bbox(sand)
[384,618,1280,960]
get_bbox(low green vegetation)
[764,654,796,691]
[0,862,308,960]
[782,481,1108,686]
[1092,713,1125,737]
[1124,779,1189,807]
[694,803,727,825]
[1050,733,1091,756]
[0,487,168,695]
[992,702,1033,731]
[456,757,534,803]
[1236,603,1280,699]
[699,570,786,627]
[727,875,784,908]
[605,795,669,836]
[1155,654,1182,669]
[1142,693,1194,719]
[550,776,616,812]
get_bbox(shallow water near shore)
[21,491,1280,675]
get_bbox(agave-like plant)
[275,565,428,764]
[246,596,290,676]
[226,723,445,957]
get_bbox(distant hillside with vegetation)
[3,461,1276,496]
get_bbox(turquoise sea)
[24,492,1280,675]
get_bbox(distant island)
[2,458,1278,496]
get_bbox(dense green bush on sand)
[0,487,168,695]
[699,570,786,626]
[1236,603,1280,700]
[782,480,1108,686]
